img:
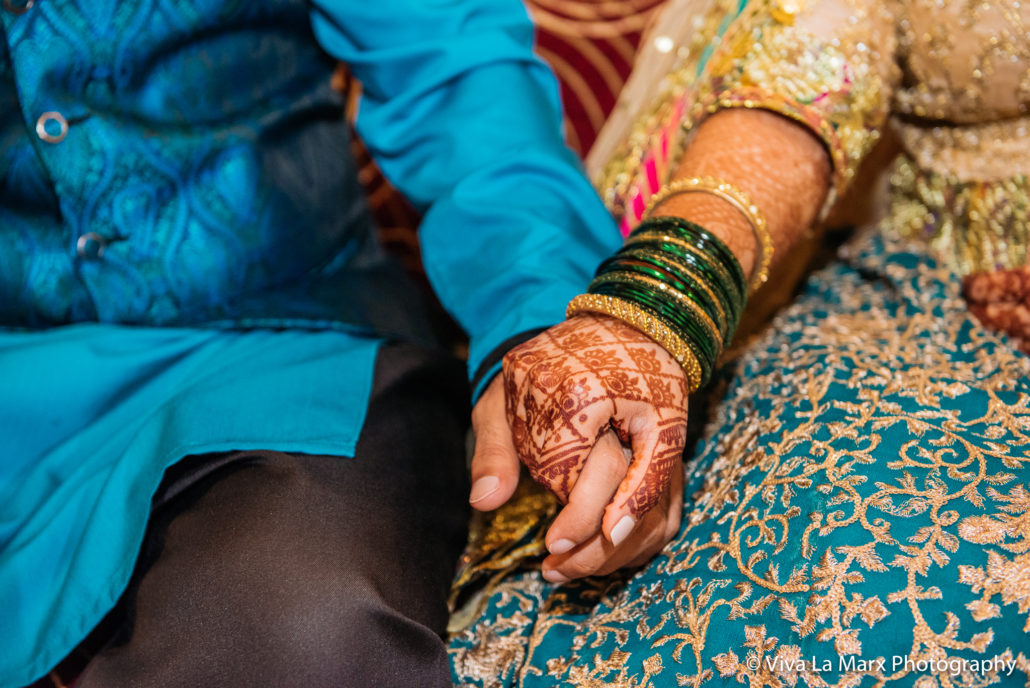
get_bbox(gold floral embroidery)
[449,573,552,688]
[449,231,1030,687]
[712,625,825,686]
[957,484,1030,632]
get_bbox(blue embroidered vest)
[0,0,429,339]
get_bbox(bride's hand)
[468,313,688,566]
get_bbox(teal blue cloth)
[1,326,381,687]
[448,232,1030,687]
[0,0,620,685]
[0,0,619,366]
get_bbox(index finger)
[544,428,628,554]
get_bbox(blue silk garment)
[0,1,621,685]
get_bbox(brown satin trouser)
[75,343,471,688]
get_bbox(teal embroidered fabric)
[449,231,1030,687]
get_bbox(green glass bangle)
[636,216,744,273]
[591,280,718,376]
[632,218,747,285]
[618,239,743,329]
[592,278,716,354]
[592,268,729,342]
[597,276,725,379]
[595,256,692,295]
[593,286,715,385]
[632,217,748,296]
[587,287,714,386]
[613,243,745,328]
[630,228,747,300]
[594,256,729,337]
[597,254,734,341]
[622,235,746,314]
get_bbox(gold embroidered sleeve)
[690,0,900,205]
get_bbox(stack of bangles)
[567,180,771,393]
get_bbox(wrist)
[650,193,757,280]
[569,217,747,391]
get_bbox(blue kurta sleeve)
[308,0,621,399]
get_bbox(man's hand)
[467,313,689,580]
[467,374,523,512]
[540,433,682,583]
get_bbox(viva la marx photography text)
[746,653,1020,677]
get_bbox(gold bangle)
[625,228,736,330]
[566,293,703,392]
[591,270,727,346]
[643,176,773,293]
[622,242,745,312]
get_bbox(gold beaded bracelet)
[566,293,704,392]
[643,176,773,293]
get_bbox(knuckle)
[560,552,605,580]
[503,339,542,369]
[501,348,520,370]
[561,507,600,537]
[561,561,596,580]
[474,428,508,451]
[473,438,519,465]
[600,454,629,484]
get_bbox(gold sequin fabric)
[605,0,1030,272]
[449,229,1030,688]
[591,0,747,231]
[887,156,1030,277]
[691,0,898,204]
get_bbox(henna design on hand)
[621,418,687,517]
[503,314,689,513]
[964,266,1030,354]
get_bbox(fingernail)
[548,538,576,555]
[542,569,570,584]
[469,476,500,504]
[610,515,636,547]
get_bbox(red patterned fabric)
[529,0,662,155]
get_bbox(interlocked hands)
[469,313,689,582]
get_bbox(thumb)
[468,375,521,511]
[602,415,686,546]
